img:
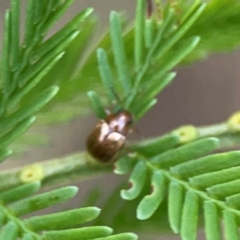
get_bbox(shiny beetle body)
[86,110,133,163]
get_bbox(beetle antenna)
[110,86,124,111]
[110,86,121,102]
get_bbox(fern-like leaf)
[0,182,137,240]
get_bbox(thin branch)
[172,111,240,147]
[0,153,112,191]
[0,116,240,191]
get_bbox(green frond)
[0,86,59,131]
[8,0,240,133]
[114,128,240,239]
[7,0,240,155]
[0,182,137,240]
[88,1,204,122]
[183,0,240,63]
[2,1,240,240]
[0,0,94,157]
[82,181,171,235]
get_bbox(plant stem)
[197,123,229,138]
[0,120,239,191]
[0,153,112,191]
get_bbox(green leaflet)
[155,36,200,76]
[168,182,183,234]
[133,72,176,120]
[151,137,219,168]
[135,99,157,120]
[190,166,240,189]
[0,221,18,240]
[18,31,79,88]
[125,7,176,109]
[37,1,74,35]
[121,161,147,200]
[31,8,93,61]
[207,179,240,199]
[95,233,138,240]
[0,86,59,132]
[114,156,134,175]
[171,151,240,179]
[130,133,180,157]
[10,0,20,69]
[0,182,137,240]
[9,53,64,107]
[180,191,199,240]
[204,201,221,240]
[0,117,35,148]
[0,181,40,204]
[0,149,12,163]
[181,0,201,24]
[134,0,146,70]
[0,210,5,228]
[97,48,116,104]
[2,10,11,94]
[144,18,153,48]
[137,171,166,220]
[87,91,107,119]
[223,210,239,240]
[43,227,113,240]
[183,0,240,63]
[155,3,206,60]
[22,234,34,240]
[25,207,101,231]
[9,186,78,216]
[226,193,240,209]
[24,0,35,46]
[110,11,131,94]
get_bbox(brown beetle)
[86,110,133,163]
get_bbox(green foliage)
[1,0,240,240]
[0,0,93,153]
[15,0,240,134]
[0,182,137,240]
[89,1,204,121]
[183,0,240,63]
[114,133,240,240]
[0,0,138,239]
